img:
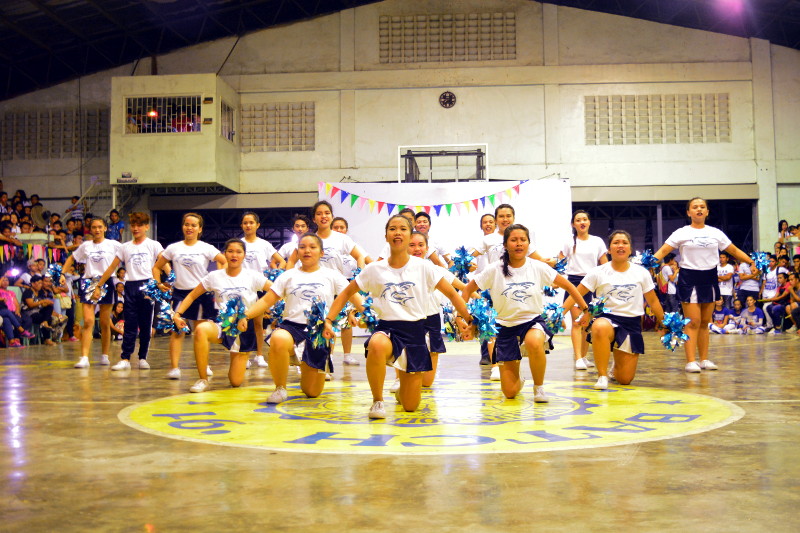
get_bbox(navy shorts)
[365,319,431,373]
[278,320,333,373]
[676,267,719,304]
[219,320,257,353]
[173,288,217,321]
[564,275,594,306]
[424,313,447,354]
[493,316,554,363]
[79,279,114,305]
[587,313,645,355]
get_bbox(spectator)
[718,252,736,309]
[21,275,57,345]
[42,276,68,342]
[65,195,84,222]
[106,210,124,241]
[0,192,9,214]
[15,259,40,289]
[739,295,766,334]
[110,301,124,340]
[0,275,35,346]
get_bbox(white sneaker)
[368,401,386,419]
[267,387,288,404]
[343,354,360,366]
[533,385,549,403]
[490,366,501,381]
[138,359,150,370]
[74,356,89,369]
[594,376,609,390]
[166,367,181,379]
[99,354,110,365]
[246,359,252,369]
[206,366,214,376]
[584,357,596,368]
[700,359,718,370]
[325,373,332,381]
[389,378,401,392]
[685,361,702,373]
[111,359,131,371]
[575,357,588,370]
[189,379,210,393]
[254,355,268,368]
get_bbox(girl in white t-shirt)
[323,215,472,420]
[557,210,608,371]
[276,215,311,262]
[241,211,286,368]
[331,216,361,368]
[462,224,585,402]
[566,230,666,390]
[654,197,756,373]
[153,213,226,380]
[173,239,271,393]
[245,233,364,403]
[64,217,121,369]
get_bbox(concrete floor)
[2,331,798,532]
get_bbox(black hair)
[501,224,530,277]
[311,200,333,219]
[223,238,246,253]
[686,197,707,211]
[398,207,416,218]
[607,230,633,249]
[570,210,590,255]
[779,219,788,233]
[494,203,515,218]
[415,211,431,224]
[384,215,412,232]
[241,211,260,225]
[331,217,349,231]
[292,214,312,227]
[410,230,429,245]
[298,232,324,249]
[479,213,495,228]
[664,252,676,263]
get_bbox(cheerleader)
[241,211,286,368]
[153,212,226,379]
[244,233,363,403]
[277,215,311,262]
[564,230,666,390]
[556,210,608,371]
[462,224,585,401]
[654,197,756,372]
[474,213,495,366]
[376,208,446,268]
[288,200,369,270]
[63,217,121,368]
[173,239,271,393]
[331,216,360,366]
[323,215,473,419]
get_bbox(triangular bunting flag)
[368,199,376,212]
[318,182,325,192]
[471,199,479,210]
[462,201,470,213]
[359,197,368,209]
[423,206,431,214]
[480,196,486,207]
[434,205,443,216]
[445,204,452,215]
[386,203,396,215]
[325,183,332,195]
[350,194,359,207]
[513,183,521,194]
[398,204,405,212]
[455,203,462,215]
[331,186,340,197]
[489,194,496,206]
[378,201,385,213]
[506,188,513,198]
[340,190,349,203]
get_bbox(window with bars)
[584,93,731,145]
[379,12,516,64]
[221,101,235,143]
[239,102,315,153]
[125,96,202,134]
[0,107,109,160]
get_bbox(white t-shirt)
[717,263,735,296]
[471,231,537,265]
[561,235,608,276]
[161,240,221,290]
[379,242,434,261]
[665,225,732,270]
[71,238,121,278]
[242,237,278,272]
[425,266,456,315]
[115,238,164,281]
[340,251,358,279]
[319,231,356,274]
[661,265,677,295]
[738,263,761,292]
[762,266,789,298]
[427,235,450,260]
[473,258,556,327]
[201,269,267,309]
[355,256,444,321]
[581,262,655,318]
[270,267,349,324]
[277,241,297,262]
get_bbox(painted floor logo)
[119,379,744,455]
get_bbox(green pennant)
[398,204,405,212]
[445,204,452,215]
[350,194,359,207]
[488,194,496,206]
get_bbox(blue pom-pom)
[217,296,247,337]
[467,297,498,342]
[634,249,660,270]
[660,311,690,352]
[46,262,63,280]
[349,267,361,282]
[448,246,474,284]
[543,285,557,297]
[750,251,768,274]
[334,302,354,331]
[269,300,285,325]
[587,295,610,318]
[80,276,107,304]
[304,297,329,349]
[541,302,565,333]
[356,296,380,333]
[480,289,494,308]
[263,268,285,282]
[140,279,170,302]
[441,303,461,342]
[554,256,568,275]
[165,271,176,285]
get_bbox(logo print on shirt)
[692,237,716,248]
[290,283,325,302]
[129,252,149,267]
[502,282,535,303]
[179,254,203,268]
[607,284,637,302]
[87,251,106,263]
[380,282,415,306]
[219,287,247,302]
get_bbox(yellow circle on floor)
[119,380,743,455]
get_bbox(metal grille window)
[239,102,315,153]
[125,96,202,134]
[379,12,516,64]
[221,101,235,142]
[585,93,731,145]
[0,107,109,160]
